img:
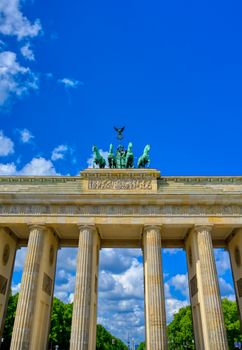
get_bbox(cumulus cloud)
[19,157,58,175]
[19,128,34,143]
[163,248,183,255]
[0,51,38,106]
[0,162,17,175]
[165,298,189,323]
[0,130,14,156]
[0,0,41,106]
[218,277,234,296]
[14,247,27,270]
[0,157,59,175]
[51,144,69,161]
[168,273,189,298]
[20,43,35,61]
[12,282,21,294]
[0,0,42,40]
[58,78,82,88]
[215,249,231,276]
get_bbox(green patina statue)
[125,142,134,168]
[92,128,150,169]
[138,144,150,168]
[108,144,116,168]
[92,145,106,168]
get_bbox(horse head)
[92,145,97,153]
[128,142,133,152]
[144,144,150,154]
[109,144,113,153]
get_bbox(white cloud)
[12,282,21,294]
[51,144,69,161]
[168,273,189,298]
[215,249,231,276]
[87,149,108,168]
[218,277,234,296]
[0,51,38,106]
[0,162,17,175]
[20,43,35,61]
[19,157,59,175]
[163,248,182,255]
[14,247,27,270]
[100,248,141,274]
[19,128,34,143]
[166,298,189,323]
[58,78,82,88]
[0,130,14,156]
[0,0,41,40]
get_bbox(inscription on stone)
[190,275,198,297]
[88,179,152,190]
[237,278,242,298]
[42,273,52,296]
[0,274,8,295]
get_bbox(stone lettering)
[88,179,152,190]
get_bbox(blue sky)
[0,0,242,345]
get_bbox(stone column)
[0,228,18,338]
[185,225,228,350]
[143,225,167,350]
[70,225,100,350]
[227,228,242,327]
[11,225,58,350]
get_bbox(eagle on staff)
[114,126,125,140]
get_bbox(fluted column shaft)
[10,225,45,350]
[227,229,242,327]
[70,225,96,350]
[187,225,228,349]
[0,228,17,338]
[143,225,167,350]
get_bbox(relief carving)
[0,274,8,295]
[0,204,242,217]
[237,278,242,298]
[2,244,10,266]
[88,179,152,190]
[42,273,52,296]
[235,246,241,267]
[190,275,198,297]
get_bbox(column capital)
[143,225,162,234]
[28,224,46,232]
[77,224,97,233]
[193,225,213,234]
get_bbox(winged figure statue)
[114,126,125,140]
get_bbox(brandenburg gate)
[1,168,242,349]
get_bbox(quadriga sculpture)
[92,145,106,168]
[138,144,150,168]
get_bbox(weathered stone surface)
[186,226,228,350]
[143,226,167,350]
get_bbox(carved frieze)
[0,204,242,216]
